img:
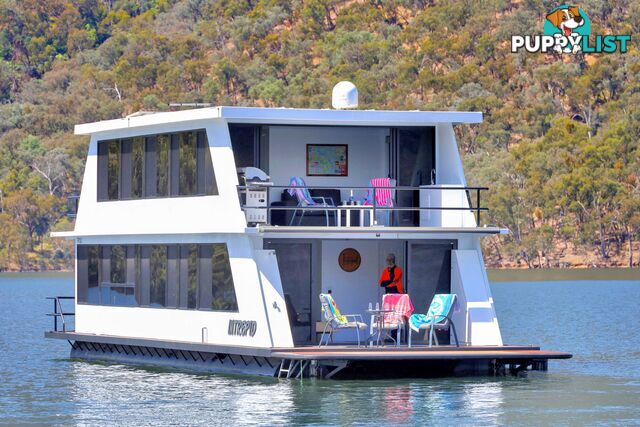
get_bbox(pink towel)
[381,294,414,326]
[370,177,394,207]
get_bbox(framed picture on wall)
[306,144,348,176]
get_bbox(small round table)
[365,308,394,346]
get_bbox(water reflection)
[381,385,414,424]
[11,357,640,426]
[68,362,297,425]
[460,381,505,424]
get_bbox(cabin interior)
[230,124,440,227]
[264,237,458,347]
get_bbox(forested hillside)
[0,0,638,271]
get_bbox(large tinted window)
[97,130,215,201]
[156,134,170,197]
[188,244,198,309]
[150,245,167,307]
[199,133,218,195]
[87,246,99,288]
[131,137,144,198]
[107,140,120,200]
[99,245,135,306]
[179,132,197,195]
[211,244,238,311]
[110,245,126,283]
[77,243,237,312]
[78,245,100,304]
[134,245,142,305]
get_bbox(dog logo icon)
[511,4,629,55]
[544,5,590,53]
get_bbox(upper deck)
[58,106,503,239]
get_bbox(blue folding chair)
[287,177,336,226]
[408,294,459,347]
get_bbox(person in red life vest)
[379,253,404,294]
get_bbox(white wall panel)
[268,126,388,202]
[451,249,503,345]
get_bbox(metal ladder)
[278,359,308,379]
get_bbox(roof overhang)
[74,106,483,136]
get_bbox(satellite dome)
[332,81,358,109]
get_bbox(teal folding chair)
[408,294,459,347]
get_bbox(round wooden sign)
[338,248,361,272]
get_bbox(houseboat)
[47,84,571,379]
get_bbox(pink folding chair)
[363,177,396,225]
[372,293,414,346]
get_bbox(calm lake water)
[0,272,639,426]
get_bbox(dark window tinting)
[107,140,120,200]
[87,245,100,304]
[77,243,237,312]
[179,132,197,195]
[198,131,218,196]
[77,245,100,304]
[131,137,144,198]
[97,143,108,201]
[98,130,215,201]
[156,134,170,197]
[120,139,132,199]
[110,245,126,284]
[188,244,198,309]
[144,137,157,197]
[212,244,238,311]
[99,245,135,307]
[166,245,179,308]
[150,245,167,307]
[229,125,257,168]
[135,245,142,305]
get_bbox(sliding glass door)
[390,127,436,226]
[264,241,314,345]
[407,240,455,344]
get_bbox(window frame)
[76,243,238,313]
[96,129,216,202]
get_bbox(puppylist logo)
[512,5,630,54]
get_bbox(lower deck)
[271,345,571,360]
[46,331,572,379]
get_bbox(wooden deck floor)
[271,345,572,361]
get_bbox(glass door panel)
[264,241,313,345]
[394,127,435,226]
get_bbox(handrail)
[46,296,75,332]
[238,184,489,226]
[238,185,489,190]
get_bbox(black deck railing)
[238,185,488,227]
[46,296,75,332]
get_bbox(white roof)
[74,106,483,135]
